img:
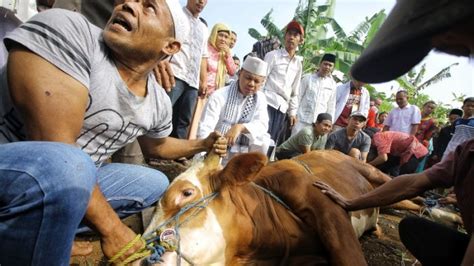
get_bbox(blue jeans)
[0,142,169,265]
[168,78,198,139]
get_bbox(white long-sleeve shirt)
[262,48,303,116]
[296,72,337,124]
[334,81,371,120]
[197,85,269,149]
[169,7,209,89]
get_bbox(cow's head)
[145,152,268,265]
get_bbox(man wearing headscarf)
[292,53,337,135]
[198,56,271,164]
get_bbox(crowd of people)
[0,0,473,265]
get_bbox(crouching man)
[276,113,332,159]
[197,56,271,164]
[0,1,226,265]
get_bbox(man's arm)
[287,63,303,127]
[410,124,419,136]
[8,46,138,258]
[360,151,368,162]
[461,235,474,266]
[314,172,437,211]
[199,58,208,97]
[138,132,227,160]
[368,153,388,166]
[299,145,311,154]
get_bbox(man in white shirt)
[198,56,271,164]
[263,20,304,145]
[292,53,337,135]
[168,0,209,139]
[334,78,370,131]
[384,90,421,135]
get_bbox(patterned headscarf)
[208,23,231,90]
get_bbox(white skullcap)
[242,56,268,77]
[165,0,189,44]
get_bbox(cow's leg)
[257,173,367,266]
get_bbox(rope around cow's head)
[108,192,219,266]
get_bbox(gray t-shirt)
[278,126,327,153]
[0,9,172,163]
[325,128,371,154]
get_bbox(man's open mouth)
[111,16,132,32]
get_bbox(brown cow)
[142,150,406,265]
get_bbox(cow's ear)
[219,152,268,186]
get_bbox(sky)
[181,0,474,108]
[2,0,472,107]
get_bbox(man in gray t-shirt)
[326,111,371,161]
[276,113,332,159]
[0,3,227,265]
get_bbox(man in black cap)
[314,0,474,265]
[292,53,337,135]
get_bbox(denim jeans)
[168,78,198,139]
[0,141,169,265]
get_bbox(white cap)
[242,56,268,77]
[165,0,189,44]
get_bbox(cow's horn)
[204,150,221,168]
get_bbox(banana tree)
[248,0,387,76]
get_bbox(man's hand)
[153,61,175,92]
[198,82,208,98]
[203,131,228,157]
[288,115,297,128]
[313,181,352,210]
[225,124,244,146]
[438,193,457,205]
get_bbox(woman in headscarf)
[206,23,237,94]
[188,23,237,139]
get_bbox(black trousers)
[267,106,289,146]
[399,217,469,266]
[378,155,423,177]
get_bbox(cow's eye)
[183,189,194,197]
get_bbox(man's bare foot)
[101,223,145,264]
[71,241,93,256]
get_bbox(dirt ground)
[70,160,422,265]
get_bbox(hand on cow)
[204,131,228,157]
[438,193,457,205]
[153,60,175,92]
[313,181,352,210]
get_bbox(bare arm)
[314,172,437,211]
[410,124,419,136]
[360,151,368,163]
[8,46,137,258]
[461,235,474,266]
[368,153,388,166]
[199,58,208,97]
[299,145,311,154]
[138,132,227,160]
